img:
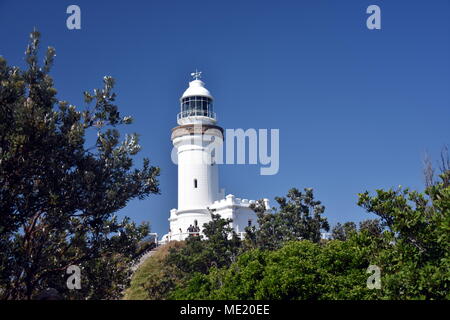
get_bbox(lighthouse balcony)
[177,110,216,120]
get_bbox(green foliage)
[166,213,241,275]
[245,188,329,250]
[332,220,382,241]
[0,31,160,299]
[155,176,449,300]
[141,214,242,299]
[331,222,357,241]
[358,219,383,238]
[171,240,379,300]
[357,170,450,299]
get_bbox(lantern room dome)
[181,79,213,100]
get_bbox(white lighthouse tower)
[162,72,268,242]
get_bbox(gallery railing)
[177,110,216,120]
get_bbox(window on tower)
[194,179,198,188]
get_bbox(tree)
[170,171,450,300]
[139,213,242,299]
[357,170,450,299]
[246,188,329,250]
[0,31,160,299]
[358,219,383,238]
[423,146,450,188]
[170,240,378,300]
[166,213,241,275]
[331,222,357,241]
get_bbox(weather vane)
[190,70,202,80]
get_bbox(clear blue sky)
[1,0,449,236]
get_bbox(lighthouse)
[173,71,223,211]
[162,72,268,242]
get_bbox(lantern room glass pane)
[180,96,214,118]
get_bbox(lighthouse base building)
[161,73,268,243]
[165,195,269,242]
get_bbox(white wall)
[173,134,220,211]
[165,196,262,242]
